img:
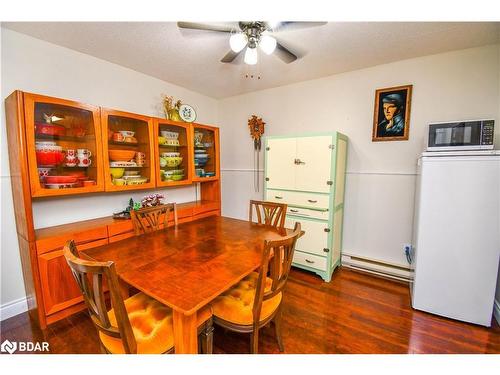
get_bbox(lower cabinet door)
[38,249,84,316]
[285,217,330,256]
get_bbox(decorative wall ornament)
[372,84,412,142]
[248,115,266,192]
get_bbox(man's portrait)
[372,85,412,141]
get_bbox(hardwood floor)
[1,268,499,354]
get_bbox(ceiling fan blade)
[177,22,234,33]
[274,42,298,64]
[271,21,327,32]
[221,49,243,63]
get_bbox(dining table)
[82,215,289,354]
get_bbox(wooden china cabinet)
[101,108,156,191]
[4,90,221,329]
[154,118,194,187]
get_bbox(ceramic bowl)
[110,167,125,179]
[161,152,180,158]
[44,176,78,184]
[108,149,136,161]
[163,156,183,167]
[160,130,179,139]
[171,174,184,181]
[124,170,139,176]
[37,167,53,179]
[112,178,126,186]
[35,122,66,136]
[36,149,64,166]
[158,136,166,145]
[126,178,147,185]
[119,130,135,137]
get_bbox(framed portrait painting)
[372,84,412,142]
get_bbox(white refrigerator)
[411,150,500,326]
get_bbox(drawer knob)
[307,199,317,203]
[324,228,330,232]
[305,259,315,264]
[275,196,283,199]
[290,209,299,213]
[323,248,330,253]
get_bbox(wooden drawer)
[36,226,108,255]
[293,251,327,272]
[266,189,329,210]
[286,218,330,256]
[286,206,329,221]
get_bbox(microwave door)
[428,122,483,150]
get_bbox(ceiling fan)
[177,21,327,65]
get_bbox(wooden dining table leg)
[173,310,198,354]
[118,278,130,299]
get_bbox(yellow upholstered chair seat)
[212,272,282,325]
[99,292,174,354]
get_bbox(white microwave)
[427,119,494,151]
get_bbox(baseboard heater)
[341,253,411,282]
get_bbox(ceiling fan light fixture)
[244,46,258,65]
[229,32,247,53]
[259,35,277,55]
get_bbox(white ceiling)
[3,22,500,98]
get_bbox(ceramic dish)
[171,174,185,181]
[122,175,142,180]
[44,175,78,184]
[110,161,137,167]
[164,139,180,146]
[110,167,125,179]
[195,154,209,159]
[35,122,67,136]
[194,149,206,154]
[123,170,140,176]
[178,104,197,122]
[119,130,135,137]
[161,152,180,157]
[109,149,136,162]
[204,172,216,177]
[44,182,77,189]
[126,178,147,185]
[160,130,179,139]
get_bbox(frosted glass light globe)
[259,35,277,55]
[244,47,258,65]
[229,33,247,52]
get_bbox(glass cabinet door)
[155,119,192,186]
[24,93,105,197]
[101,109,156,191]
[192,124,219,182]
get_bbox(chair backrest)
[249,200,287,230]
[252,222,302,325]
[63,240,137,354]
[130,203,178,235]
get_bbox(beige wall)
[2,27,499,323]
[218,44,500,269]
[0,29,218,309]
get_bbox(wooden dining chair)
[249,200,287,230]
[63,240,213,354]
[210,222,302,354]
[130,203,178,235]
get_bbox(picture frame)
[372,84,412,142]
